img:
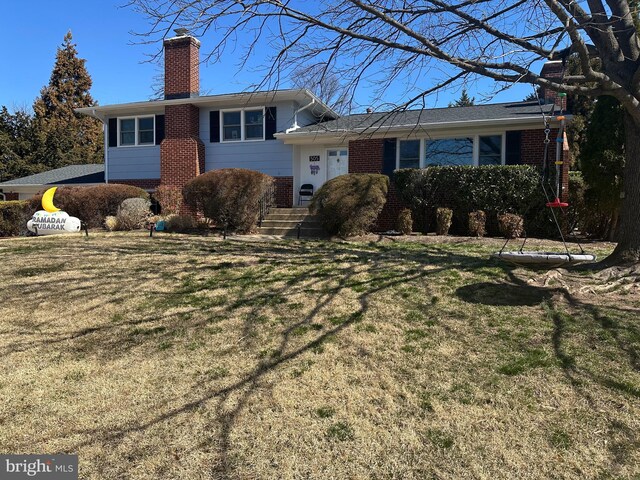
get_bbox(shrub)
[115,198,152,230]
[104,216,118,232]
[0,201,31,237]
[182,168,274,234]
[310,173,389,237]
[468,210,487,237]
[164,214,197,233]
[394,166,553,236]
[435,207,453,235]
[498,213,524,239]
[153,185,182,216]
[397,208,413,235]
[29,184,148,228]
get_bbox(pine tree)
[32,31,103,169]
[448,89,475,107]
[0,106,39,182]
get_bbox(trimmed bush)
[153,185,182,216]
[29,184,148,228]
[468,210,487,237]
[165,214,197,233]
[394,166,554,237]
[182,168,274,234]
[397,208,413,235]
[116,198,152,230]
[435,207,453,235]
[498,213,524,239]
[0,201,31,237]
[310,173,389,237]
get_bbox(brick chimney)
[160,30,205,193]
[164,29,200,100]
[540,61,566,110]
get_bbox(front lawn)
[1,233,638,479]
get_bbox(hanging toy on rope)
[492,88,596,267]
[546,92,569,208]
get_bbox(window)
[138,117,155,145]
[398,140,420,169]
[397,134,504,168]
[425,138,473,166]
[120,119,135,146]
[223,111,242,141]
[478,135,502,166]
[245,109,264,140]
[119,116,154,146]
[221,108,265,142]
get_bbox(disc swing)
[493,91,596,268]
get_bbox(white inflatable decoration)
[27,210,82,235]
[27,187,83,236]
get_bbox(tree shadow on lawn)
[455,269,640,472]
[1,236,514,476]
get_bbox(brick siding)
[348,138,384,173]
[274,176,293,207]
[109,179,161,190]
[4,192,19,201]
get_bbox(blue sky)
[1,1,534,113]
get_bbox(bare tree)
[127,0,640,265]
[291,64,352,114]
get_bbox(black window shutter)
[210,111,220,142]
[265,107,277,140]
[108,118,117,147]
[505,130,522,165]
[382,138,397,176]
[155,114,165,145]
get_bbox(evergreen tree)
[579,96,625,239]
[448,89,475,107]
[0,106,39,182]
[32,31,103,169]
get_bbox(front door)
[327,149,348,180]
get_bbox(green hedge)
[394,165,557,237]
[310,173,389,237]
[28,184,149,228]
[183,168,274,233]
[0,201,31,237]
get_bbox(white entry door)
[327,149,348,180]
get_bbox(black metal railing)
[258,183,276,227]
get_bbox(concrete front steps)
[257,207,326,237]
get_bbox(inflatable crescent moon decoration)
[26,187,84,236]
[42,187,60,213]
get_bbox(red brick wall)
[161,104,205,189]
[4,192,19,201]
[109,179,161,190]
[163,36,200,98]
[348,138,384,173]
[274,176,293,207]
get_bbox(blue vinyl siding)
[200,101,296,177]
[107,145,160,180]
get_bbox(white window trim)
[117,116,155,147]
[396,133,506,169]
[220,107,266,143]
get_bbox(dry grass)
[0,232,638,479]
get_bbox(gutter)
[286,98,316,133]
[275,115,571,142]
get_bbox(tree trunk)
[607,112,640,264]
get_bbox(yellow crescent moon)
[42,187,60,213]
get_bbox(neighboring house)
[0,164,105,201]
[74,31,569,230]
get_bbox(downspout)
[91,108,109,184]
[286,98,316,133]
